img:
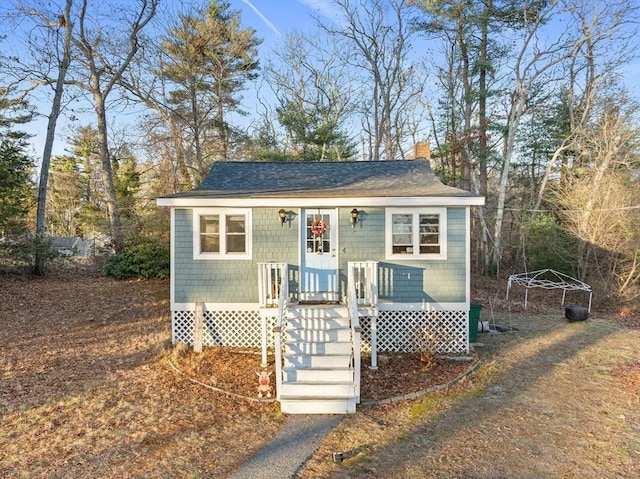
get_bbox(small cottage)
[157,146,484,413]
[49,236,87,257]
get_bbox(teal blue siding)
[173,206,468,305]
[339,207,467,303]
[174,208,298,303]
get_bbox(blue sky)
[233,0,341,41]
[15,0,640,161]
[19,0,341,159]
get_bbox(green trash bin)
[469,303,483,343]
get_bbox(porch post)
[261,313,268,367]
[370,315,378,370]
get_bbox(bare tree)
[66,0,158,253]
[320,0,423,160]
[29,1,74,274]
[2,1,75,273]
[555,92,640,275]
[263,31,356,161]
[534,0,640,212]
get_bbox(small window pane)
[392,214,413,254]
[226,215,246,253]
[393,233,412,244]
[200,215,220,253]
[419,214,440,254]
[201,215,219,234]
[393,245,414,254]
[201,235,220,253]
[392,214,412,232]
[226,215,245,234]
[422,235,439,245]
[226,235,246,253]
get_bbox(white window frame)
[193,208,252,260]
[385,207,447,260]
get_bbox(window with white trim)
[385,208,447,260]
[193,209,252,260]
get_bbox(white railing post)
[259,263,289,373]
[370,315,378,370]
[273,323,282,399]
[259,262,288,308]
[258,263,266,308]
[369,261,378,305]
[370,261,378,368]
[349,261,379,370]
[260,313,268,367]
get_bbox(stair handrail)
[346,264,362,403]
[272,263,289,400]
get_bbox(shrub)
[103,238,169,279]
[0,235,58,272]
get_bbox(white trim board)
[157,196,485,208]
[171,302,469,312]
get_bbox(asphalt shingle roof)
[162,159,479,199]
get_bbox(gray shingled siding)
[174,206,467,304]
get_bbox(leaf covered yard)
[1,269,639,478]
[0,271,284,478]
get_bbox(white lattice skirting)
[360,310,468,354]
[172,310,278,348]
[172,309,468,354]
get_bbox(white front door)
[300,208,338,299]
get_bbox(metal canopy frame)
[506,269,592,312]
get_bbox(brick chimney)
[413,141,430,160]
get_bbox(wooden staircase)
[278,303,359,414]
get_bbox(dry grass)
[297,311,640,478]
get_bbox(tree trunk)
[34,0,74,276]
[492,89,526,276]
[94,94,124,253]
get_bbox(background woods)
[1,0,639,312]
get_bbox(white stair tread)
[286,317,351,328]
[280,398,356,414]
[277,302,360,414]
[282,366,353,373]
[281,382,355,396]
[285,342,352,355]
[283,366,353,382]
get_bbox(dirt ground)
[1,267,638,478]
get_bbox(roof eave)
[156,195,485,208]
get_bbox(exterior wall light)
[350,208,359,229]
[278,208,288,226]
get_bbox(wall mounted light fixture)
[278,208,288,227]
[350,208,359,229]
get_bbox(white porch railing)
[348,261,379,306]
[348,261,379,370]
[258,262,287,308]
[271,264,290,400]
[258,262,287,367]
